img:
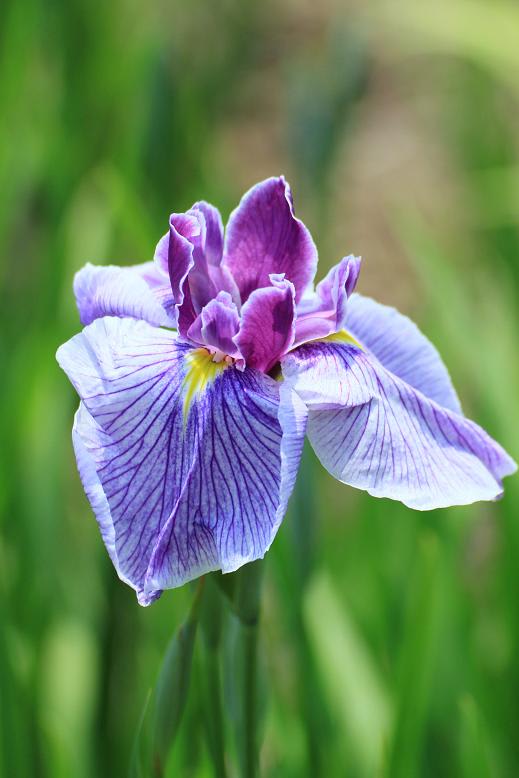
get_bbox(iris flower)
[57,177,516,605]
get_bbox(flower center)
[182,348,232,423]
[208,348,236,365]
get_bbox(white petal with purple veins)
[57,317,306,603]
[282,342,516,510]
[345,293,461,413]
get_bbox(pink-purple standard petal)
[223,176,318,304]
[294,255,361,346]
[235,275,296,373]
[187,291,242,361]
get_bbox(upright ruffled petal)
[294,256,361,346]
[191,202,240,304]
[223,177,318,304]
[187,292,242,360]
[282,341,516,510]
[345,293,461,413]
[74,262,175,328]
[193,201,224,266]
[155,205,239,336]
[56,318,306,603]
[235,275,296,373]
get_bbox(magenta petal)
[193,201,224,266]
[294,255,361,346]
[187,292,242,359]
[235,275,296,373]
[154,211,214,336]
[223,177,317,304]
[154,215,196,315]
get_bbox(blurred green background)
[1,0,519,775]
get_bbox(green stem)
[241,622,259,778]
[151,577,205,778]
[204,648,227,778]
[233,560,264,778]
[200,575,227,778]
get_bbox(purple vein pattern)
[283,342,515,510]
[57,175,516,603]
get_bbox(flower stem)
[200,575,227,778]
[151,577,205,778]
[233,560,264,778]
[204,649,227,778]
[241,622,259,778]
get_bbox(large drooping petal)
[282,341,516,510]
[223,176,318,304]
[294,256,361,346]
[74,262,175,327]
[56,317,306,603]
[145,358,308,595]
[235,275,296,373]
[345,293,462,413]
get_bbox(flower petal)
[187,292,242,360]
[74,262,175,327]
[191,202,240,303]
[294,256,361,346]
[282,341,516,510]
[345,293,461,413]
[155,205,239,336]
[57,317,306,603]
[193,201,224,266]
[144,354,307,596]
[234,275,296,372]
[223,176,318,304]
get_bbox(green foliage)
[1,0,518,775]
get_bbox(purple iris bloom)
[57,177,516,605]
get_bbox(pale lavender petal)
[74,262,175,328]
[235,275,296,373]
[187,292,242,359]
[345,293,462,413]
[294,256,361,346]
[57,318,190,603]
[283,341,516,510]
[223,176,318,304]
[56,317,306,603]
